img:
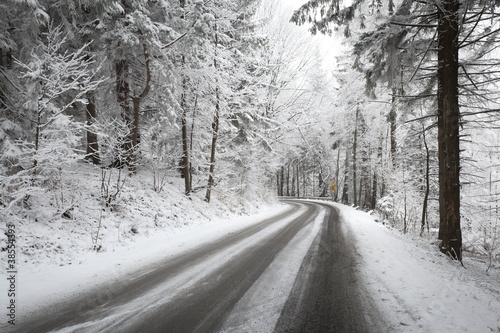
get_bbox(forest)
[1,0,499,265]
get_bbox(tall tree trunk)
[334,148,340,202]
[276,170,281,197]
[189,94,198,190]
[205,19,220,203]
[286,164,290,196]
[437,0,462,260]
[205,89,219,203]
[115,59,132,168]
[180,0,191,195]
[372,136,383,209]
[130,97,140,170]
[342,149,349,204]
[180,68,191,195]
[353,107,359,206]
[85,90,100,164]
[129,40,152,172]
[296,163,300,197]
[302,162,306,196]
[280,166,285,196]
[362,147,371,209]
[389,87,397,166]
[421,124,430,236]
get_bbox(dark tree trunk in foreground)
[85,90,100,164]
[436,0,462,260]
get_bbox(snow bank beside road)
[335,203,500,332]
[9,202,289,322]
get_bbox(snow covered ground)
[2,189,500,331]
[339,203,500,332]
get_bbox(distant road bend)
[15,200,386,333]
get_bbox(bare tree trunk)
[371,136,383,209]
[129,40,151,173]
[85,90,100,164]
[280,166,285,196]
[286,164,290,197]
[205,19,220,203]
[389,88,397,166]
[362,147,371,209]
[421,124,430,236]
[302,162,307,198]
[189,94,198,190]
[353,107,359,206]
[180,0,191,195]
[296,163,300,197]
[180,71,191,195]
[115,59,132,168]
[276,170,281,197]
[334,148,340,202]
[205,91,219,203]
[437,0,462,260]
[342,149,349,204]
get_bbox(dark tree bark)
[129,40,152,172]
[114,59,132,168]
[276,170,281,197]
[280,166,285,196]
[113,35,151,172]
[334,148,340,202]
[85,90,100,164]
[352,107,359,206]
[205,19,220,203]
[389,87,397,166]
[180,69,191,195]
[179,0,191,195]
[342,149,349,204]
[371,136,383,209]
[205,84,220,203]
[286,164,290,196]
[421,124,430,236]
[436,0,462,260]
[296,163,300,197]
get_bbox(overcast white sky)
[278,0,345,72]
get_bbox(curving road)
[13,200,386,333]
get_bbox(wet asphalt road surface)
[12,200,385,333]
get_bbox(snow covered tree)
[1,25,100,211]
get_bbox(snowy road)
[12,201,385,333]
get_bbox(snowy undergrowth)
[1,161,277,269]
[335,203,500,332]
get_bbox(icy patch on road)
[333,203,500,333]
[219,207,326,333]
